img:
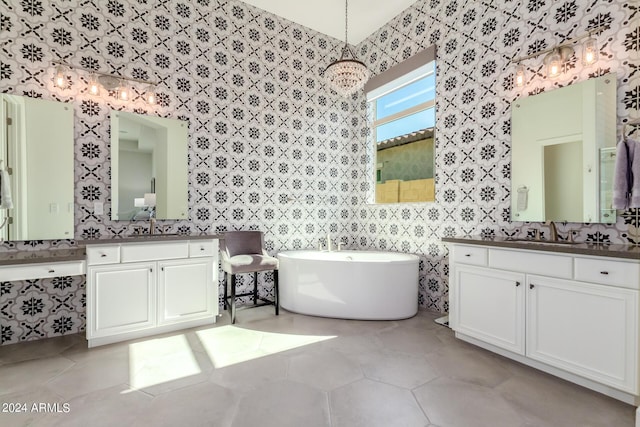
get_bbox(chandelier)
[325,0,370,97]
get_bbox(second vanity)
[81,234,221,347]
[444,237,640,406]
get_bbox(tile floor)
[0,307,635,427]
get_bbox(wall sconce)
[52,60,158,105]
[544,46,573,79]
[514,63,526,87]
[511,26,604,87]
[54,64,69,89]
[582,36,598,65]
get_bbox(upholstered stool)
[220,230,279,324]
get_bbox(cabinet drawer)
[453,245,487,266]
[574,257,640,290]
[121,242,189,263]
[189,240,217,258]
[87,245,120,265]
[0,261,85,281]
[489,249,572,278]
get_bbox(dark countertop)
[442,236,640,260]
[77,233,224,246]
[0,248,86,266]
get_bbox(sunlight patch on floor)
[196,325,336,368]
[128,334,201,389]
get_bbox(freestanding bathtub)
[277,250,419,320]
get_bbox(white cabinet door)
[157,258,216,325]
[527,275,638,393]
[453,265,525,355]
[88,262,156,338]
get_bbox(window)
[365,47,436,204]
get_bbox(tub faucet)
[327,233,332,251]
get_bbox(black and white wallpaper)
[354,0,638,311]
[0,0,637,344]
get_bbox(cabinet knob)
[600,271,609,275]
[515,281,521,287]
[529,284,535,289]
[100,254,107,257]
[48,269,55,273]
[200,247,205,251]
[150,267,153,273]
[464,254,471,257]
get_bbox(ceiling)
[239,0,420,45]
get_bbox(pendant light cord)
[344,0,348,45]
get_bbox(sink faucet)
[327,233,332,252]
[149,217,156,235]
[547,221,558,241]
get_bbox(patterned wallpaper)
[353,0,639,312]
[0,0,358,344]
[0,0,638,344]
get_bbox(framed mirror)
[0,94,74,241]
[110,111,188,221]
[511,73,617,223]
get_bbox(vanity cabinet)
[454,265,525,355]
[86,239,218,347]
[157,258,213,325]
[89,262,156,337]
[526,274,637,392]
[449,242,640,402]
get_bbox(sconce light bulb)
[145,85,157,105]
[88,73,100,95]
[582,36,598,65]
[514,63,525,87]
[118,81,130,101]
[545,49,562,79]
[54,65,67,88]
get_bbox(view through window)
[367,57,436,204]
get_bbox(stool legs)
[274,270,279,316]
[223,270,278,324]
[229,273,236,324]
[223,272,228,310]
[253,272,258,304]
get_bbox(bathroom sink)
[504,238,579,246]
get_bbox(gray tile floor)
[0,308,635,427]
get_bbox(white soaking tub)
[277,250,419,320]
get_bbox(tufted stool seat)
[220,230,279,324]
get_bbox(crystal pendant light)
[325,0,370,97]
